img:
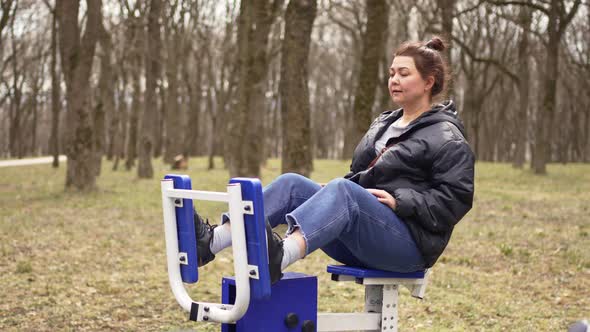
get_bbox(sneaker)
[265,221,284,284]
[194,210,217,267]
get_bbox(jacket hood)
[389,100,467,138]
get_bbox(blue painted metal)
[164,174,198,283]
[229,178,272,300]
[327,265,426,279]
[221,272,318,332]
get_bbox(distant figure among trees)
[192,37,475,284]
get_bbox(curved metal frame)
[161,179,252,323]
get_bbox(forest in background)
[0,0,589,190]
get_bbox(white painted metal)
[164,188,230,203]
[203,183,252,322]
[317,313,381,331]
[381,285,399,332]
[361,277,426,286]
[242,201,254,215]
[178,252,188,265]
[321,273,428,331]
[365,285,383,312]
[161,180,253,324]
[332,274,356,282]
[411,269,430,299]
[173,197,183,207]
[161,179,194,313]
[365,285,383,332]
[247,265,260,279]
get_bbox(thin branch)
[451,34,520,84]
[485,0,550,15]
[455,0,485,16]
[41,0,55,14]
[559,0,582,34]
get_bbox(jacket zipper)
[367,143,395,169]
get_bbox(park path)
[0,155,66,168]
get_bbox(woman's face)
[388,56,433,106]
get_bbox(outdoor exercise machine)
[161,174,430,332]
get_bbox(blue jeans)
[262,173,425,272]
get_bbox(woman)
[195,37,475,284]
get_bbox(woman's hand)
[366,188,397,210]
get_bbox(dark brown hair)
[393,36,450,98]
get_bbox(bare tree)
[279,0,317,176]
[93,21,115,176]
[436,0,456,96]
[347,0,389,158]
[512,6,532,168]
[7,2,24,158]
[124,3,143,171]
[0,0,15,48]
[43,0,61,167]
[204,0,238,170]
[162,0,187,165]
[488,0,582,173]
[57,0,102,190]
[1,0,589,172]
[138,0,162,178]
[227,0,284,177]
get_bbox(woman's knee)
[324,178,368,202]
[325,178,354,192]
[272,173,315,192]
[275,172,308,184]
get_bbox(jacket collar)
[377,100,466,138]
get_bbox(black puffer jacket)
[345,101,475,267]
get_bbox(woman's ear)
[425,76,435,92]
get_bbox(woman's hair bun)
[425,36,446,52]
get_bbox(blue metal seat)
[327,265,426,279]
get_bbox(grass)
[0,158,589,331]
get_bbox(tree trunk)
[123,15,142,170]
[530,0,581,173]
[106,72,120,161]
[183,48,202,157]
[125,64,141,171]
[228,0,283,177]
[207,87,217,170]
[138,0,162,179]
[50,8,61,167]
[341,48,360,159]
[112,80,128,171]
[155,84,166,158]
[93,24,113,176]
[347,0,389,158]
[58,0,102,191]
[437,0,455,97]
[280,0,317,176]
[532,4,559,174]
[8,9,22,159]
[30,64,41,156]
[163,30,182,164]
[512,7,531,168]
